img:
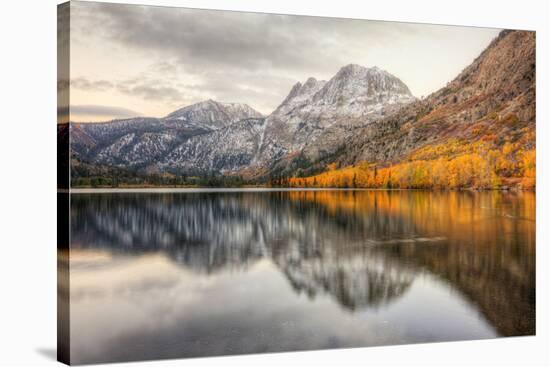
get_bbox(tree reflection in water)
[67,190,534,363]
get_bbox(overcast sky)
[67,1,501,122]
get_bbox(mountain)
[70,118,165,164]
[291,30,536,189]
[70,101,263,171]
[162,64,415,176]
[339,30,535,166]
[159,118,266,174]
[163,99,263,131]
[70,64,415,177]
[67,30,535,189]
[252,64,416,174]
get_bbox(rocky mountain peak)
[303,77,320,88]
[336,63,368,76]
[250,64,417,173]
[313,64,413,106]
[274,77,327,114]
[163,99,263,131]
[274,64,414,119]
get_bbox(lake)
[63,189,535,364]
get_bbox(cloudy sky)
[67,1,501,122]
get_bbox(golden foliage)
[288,140,535,190]
[520,149,536,189]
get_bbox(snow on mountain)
[274,77,327,115]
[252,64,416,172]
[69,64,416,176]
[94,131,180,168]
[272,64,414,122]
[159,118,266,174]
[311,64,414,115]
[164,99,263,131]
[70,100,263,170]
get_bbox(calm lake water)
[64,190,535,364]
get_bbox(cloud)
[116,79,183,103]
[71,78,114,92]
[74,71,292,115]
[70,105,142,120]
[68,2,501,116]
[71,2,420,76]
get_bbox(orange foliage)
[520,150,536,189]
[288,141,535,190]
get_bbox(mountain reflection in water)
[66,190,535,364]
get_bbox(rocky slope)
[251,65,415,175]
[163,99,263,131]
[70,101,264,171]
[160,118,266,174]
[332,30,535,167]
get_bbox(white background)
[0,0,547,366]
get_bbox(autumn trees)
[288,139,536,190]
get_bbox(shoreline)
[67,187,535,194]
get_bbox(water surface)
[65,190,535,364]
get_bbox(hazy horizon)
[63,2,501,122]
